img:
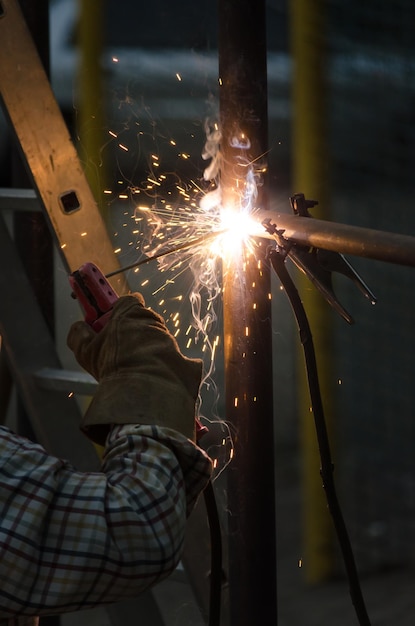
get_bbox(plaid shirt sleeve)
[0,423,212,621]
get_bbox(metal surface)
[0,187,39,211]
[34,368,98,395]
[0,0,127,293]
[219,1,277,625]
[256,208,415,267]
[11,0,55,338]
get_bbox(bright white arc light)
[208,207,268,260]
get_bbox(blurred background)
[1,0,415,623]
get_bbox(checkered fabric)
[0,423,212,624]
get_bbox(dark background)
[2,0,415,622]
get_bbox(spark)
[99,115,266,477]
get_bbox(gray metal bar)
[0,188,39,211]
[34,368,98,395]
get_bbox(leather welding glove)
[67,294,203,446]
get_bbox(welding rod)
[105,229,226,278]
[255,209,415,268]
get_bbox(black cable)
[268,247,371,626]
[203,481,223,626]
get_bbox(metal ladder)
[0,1,211,624]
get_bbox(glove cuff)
[81,375,198,445]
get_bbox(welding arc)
[105,230,226,278]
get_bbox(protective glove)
[67,294,203,446]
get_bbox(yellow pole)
[289,0,335,583]
[76,0,107,438]
[77,0,107,209]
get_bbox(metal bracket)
[263,194,377,324]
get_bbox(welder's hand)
[67,294,203,446]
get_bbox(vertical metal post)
[289,0,335,583]
[218,1,277,624]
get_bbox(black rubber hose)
[268,247,371,626]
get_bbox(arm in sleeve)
[0,424,212,619]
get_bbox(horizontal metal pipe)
[255,209,415,267]
[2,188,415,268]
